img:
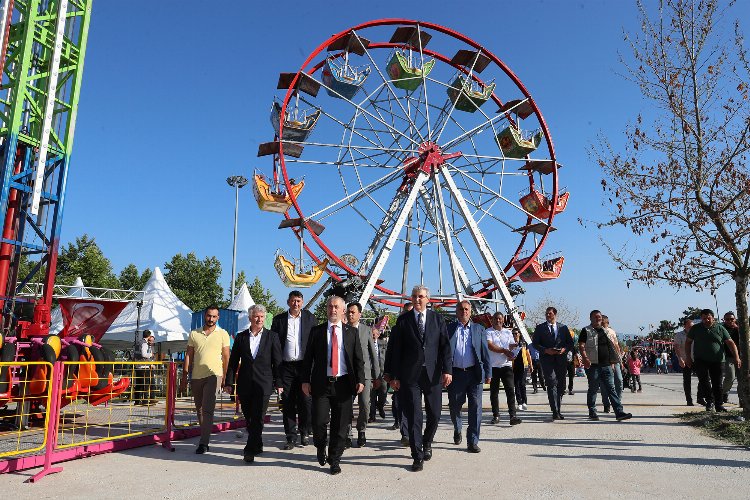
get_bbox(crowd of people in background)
[174,290,743,475]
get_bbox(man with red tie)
[302,295,365,475]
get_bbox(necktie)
[331,325,339,377]
[418,312,425,342]
[549,324,556,341]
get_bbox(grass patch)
[678,409,750,448]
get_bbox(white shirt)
[283,312,302,361]
[486,327,514,368]
[140,341,153,360]
[327,321,347,376]
[547,322,558,339]
[413,309,426,330]
[248,329,263,359]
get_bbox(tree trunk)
[733,273,750,418]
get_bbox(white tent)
[227,282,254,332]
[50,276,90,334]
[101,267,193,351]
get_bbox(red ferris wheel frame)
[276,18,559,306]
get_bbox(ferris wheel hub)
[397,142,462,193]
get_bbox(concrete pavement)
[3,373,749,498]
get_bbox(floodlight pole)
[227,175,248,299]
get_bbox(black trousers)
[279,360,312,440]
[399,368,442,460]
[694,359,723,407]
[312,376,354,465]
[133,367,154,404]
[370,377,387,418]
[567,361,575,392]
[238,390,271,455]
[490,366,516,418]
[682,365,693,402]
[514,365,527,405]
[531,359,545,390]
[540,354,568,414]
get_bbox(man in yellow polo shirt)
[180,305,230,454]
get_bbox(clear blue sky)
[63,0,748,335]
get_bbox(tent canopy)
[101,267,193,351]
[227,282,255,332]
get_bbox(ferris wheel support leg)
[420,183,471,299]
[440,167,530,343]
[304,276,333,310]
[357,174,427,308]
[358,192,407,274]
[400,207,413,297]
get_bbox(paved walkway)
[4,373,749,498]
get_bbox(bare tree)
[591,0,750,415]
[525,292,581,331]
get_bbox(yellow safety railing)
[56,361,170,449]
[0,361,53,459]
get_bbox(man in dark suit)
[224,304,283,463]
[302,295,365,475]
[384,285,452,472]
[531,306,574,420]
[346,302,380,448]
[447,301,491,453]
[369,326,388,422]
[271,290,316,449]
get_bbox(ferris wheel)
[253,19,568,335]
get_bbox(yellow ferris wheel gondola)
[274,218,328,287]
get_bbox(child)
[628,351,642,392]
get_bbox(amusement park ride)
[253,19,569,339]
[0,1,133,412]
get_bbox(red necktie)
[331,325,339,377]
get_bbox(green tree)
[651,320,678,341]
[247,276,282,317]
[313,297,328,323]
[231,270,248,299]
[119,264,152,290]
[592,0,750,415]
[56,234,119,288]
[164,252,224,311]
[679,306,702,324]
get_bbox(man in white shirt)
[271,291,316,449]
[134,330,155,405]
[486,313,522,426]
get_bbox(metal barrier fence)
[0,362,53,459]
[56,362,170,449]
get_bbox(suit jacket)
[271,309,316,361]
[302,322,366,397]
[224,328,282,396]
[447,321,491,383]
[355,323,379,381]
[531,322,574,358]
[385,309,452,385]
[374,337,387,378]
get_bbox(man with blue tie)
[385,285,452,472]
[447,301,491,453]
[532,306,574,420]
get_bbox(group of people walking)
[180,287,639,474]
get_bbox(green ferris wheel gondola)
[387,51,435,91]
[447,76,496,112]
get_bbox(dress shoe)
[687,400,694,406]
[509,417,522,426]
[389,422,400,430]
[705,403,714,412]
[558,413,565,420]
[552,413,562,421]
[467,443,481,453]
[616,412,633,421]
[603,407,611,413]
[588,413,600,421]
[330,463,342,475]
[697,397,707,406]
[400,436,410,447]
[316,447,327,466]
[453,431,462,445]
[368,416,376,423]
[283,440,295,450]
[423,442,432,461]
[568,390,574,395]
[490,416,500,424]
[411,459,424,472]
[243,454,254,463]
[357,431,367,448]
[195,444,209,454]
[379,407,386,419]
[300,434,309,446]
[533,389,538,394]
[345,437,352,449]
[716,405,728,412]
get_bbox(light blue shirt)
[453,322,476,369]
[248,329,263,359]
